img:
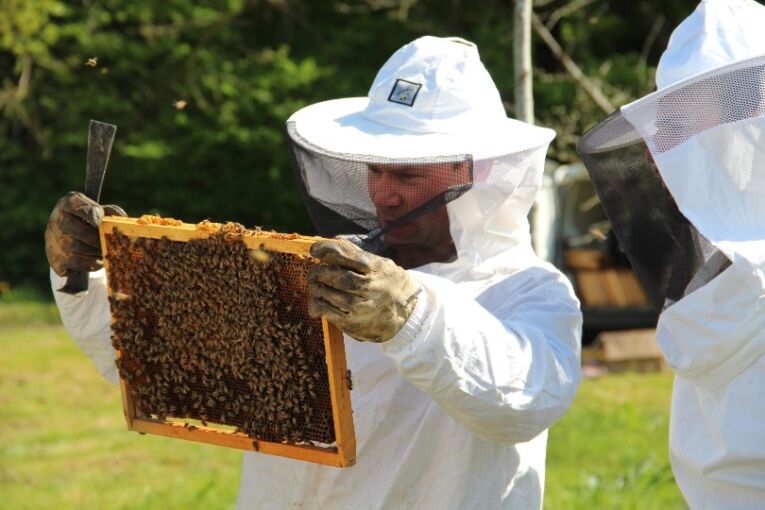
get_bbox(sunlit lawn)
[545,369,685,509]
[0,300,241,510]
[1,299,685,509]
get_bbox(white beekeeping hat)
[656,0,765,89]
[286,36,555,270]
[288,36,553,160]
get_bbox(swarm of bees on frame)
[105,222,336,445]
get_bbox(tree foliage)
[1,0,700,290]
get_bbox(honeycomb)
[104,222,336,445]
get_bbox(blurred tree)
[0,0,700,291]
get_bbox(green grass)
[1,299,685,509]
[0,289,61,327]
[0,301,241,510]
[545,372,685,509]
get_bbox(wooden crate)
[584,329,668,374]
[99,216,355,467]
[564,248,612,270]
[575,268,648,308]
[564,248,649,308]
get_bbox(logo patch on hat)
[388,79,422,107]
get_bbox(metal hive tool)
[99,216,355,467]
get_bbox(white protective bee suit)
[579,1,765,507]
[51,36,582,509]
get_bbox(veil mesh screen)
[578,113,730,309]
[288,122,473,269]
[624,58,765,154]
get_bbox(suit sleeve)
[51,268,119,385]
[381,264,582,445]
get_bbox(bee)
[346,370,353,390]
[249,249,270,264]
[84,57,98,67]
[173,99,188,110]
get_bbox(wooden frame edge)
[99,220,136,430]
[100,217,320,256]
[130,418,345,466]
[323,319,356,467]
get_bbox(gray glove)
[307,239,420,343]
[44,191,127,277]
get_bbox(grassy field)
[545,369,684,509]
[0,297,685,509]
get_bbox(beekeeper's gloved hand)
[44,191,127,277]
[307,239,420,343]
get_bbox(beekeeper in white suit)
[579,1,765,507]
[45,36,582,509]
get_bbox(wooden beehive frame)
[99,216,355,467]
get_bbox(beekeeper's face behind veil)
[287,36,554,275]
[366,160,470,269]
[579,0,765,506]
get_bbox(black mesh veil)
[577,111,728,310]
[287,121,473,269]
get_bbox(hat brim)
[287,97,555,161]
[622,54,765,116]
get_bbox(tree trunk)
[514,0,534,124]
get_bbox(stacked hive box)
[564,249,648,308]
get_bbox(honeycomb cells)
[105,224,336,445]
